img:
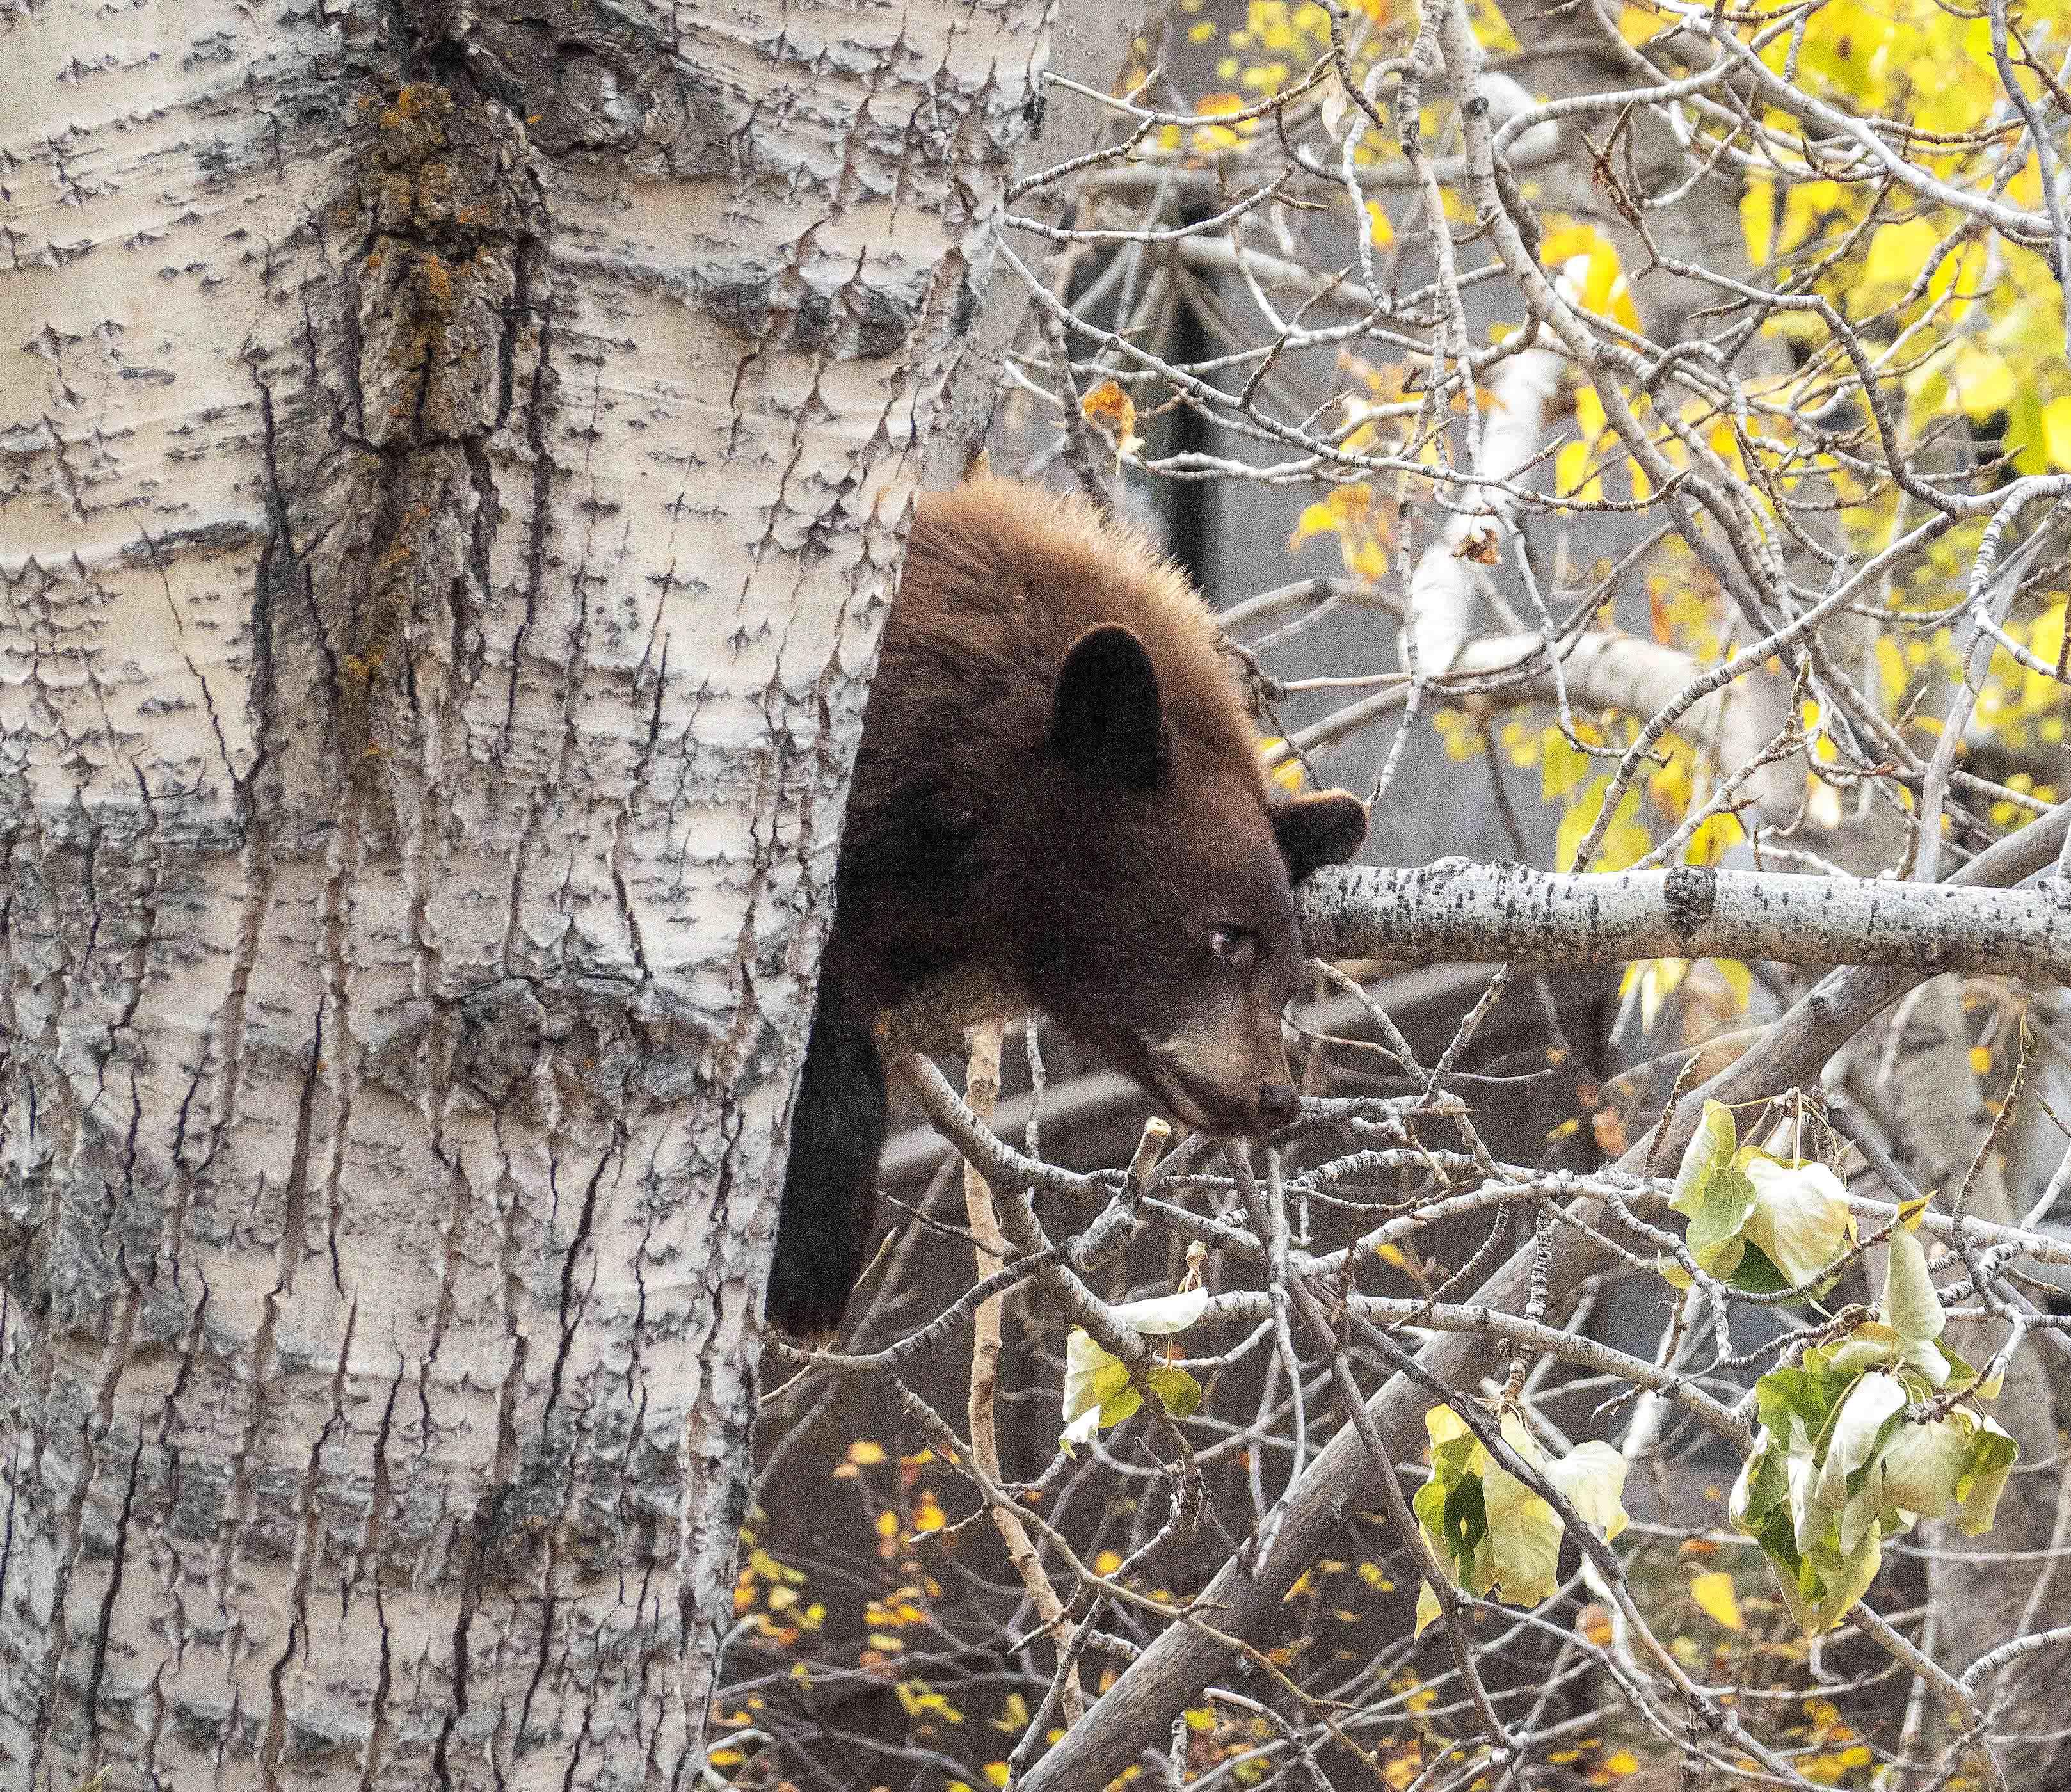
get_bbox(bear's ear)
[1272,789,1368,886]
[1050,624,1167,790]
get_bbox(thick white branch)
[1447,629,1803,825]
[1403,327,1566,677]
[1301,860,2071,983]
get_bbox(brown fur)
[767,479,1367,1336]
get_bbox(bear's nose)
[1257,1082,1300,1126]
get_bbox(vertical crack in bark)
[81,1424,145,1756]
[260,1297,358,1789]
[216,1005,324,1615]
[431,1313,527,1790]
[351,1361,406,1791]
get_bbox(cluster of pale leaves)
[1055,1096,2019,1644]
[1727,1220,2017,1632]
[1668,1100,2020,1631]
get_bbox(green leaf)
[1825,1327,1900,1376]
[1484,1464,1564,1609]
[1883,1226,1946,1348]
[1814,1373,1908,1553]
[1799,1516,1886,1634]
[1740,1156,1855,1291]
[1754,1361,1855,1445]
[1544,1441,1631,1544]
[1059,1289,1210,1450]
[1785,1422,1828,1555]
[1412,1471,1451,1541]
[1084,1360,1141,1434]
[1731,1418,1891,1634]
[1727,1430,1788,1535]
[1413,1406,1626,1620]
[1438,1475,1490,1572]
[1722,1240,1789,1295]
[1954,1417,2019,1535]
[1146,1366,1202,1420]
[1671,1106,1758,1281]
[1672,1101,1739,1213]
[1665,1120,1857,1300]
[1685,1170,1758,1280]
[1876,1412,1972,1519]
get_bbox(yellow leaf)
[1715,958,1752,1011]
[1952,348,2015,420]
[1706,419,1745,480]
[2043,396,2071,470]
[1684,811,1743,867]
[1558,774,1648,871]
[1741,180,1775,265]
[1080,379,1140,458]
[1969,1044,1992,1075]
[1579,246,1616,316]
[1364,200,1395,247]
[1864,218,1940,295]
[847,1439,887,1466]
[1537,223,1597,267]
[1617,2,1658,42]
[1540,725,1597,801]
[2018,604,2068,713]
[1258,739,1306,794]
[1555,439,1597,501]
[1432,708,1483,763]
[1691,1570,1744,1631]
[1289,501,1335,547]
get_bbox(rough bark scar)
[265,77,554,827]
[1662,864,1718,943]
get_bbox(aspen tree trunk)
[0,4,1107,1786]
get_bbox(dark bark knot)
[410,0,744,175]
[1662,865,1718,943]
[353,81,542,449]
[285,77,554,817]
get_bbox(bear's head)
[1028,623,1368,1138]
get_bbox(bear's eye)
[1208,926,1256,966]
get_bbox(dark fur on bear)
[767,479,1368,1337]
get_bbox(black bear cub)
[767,479,1368,1336]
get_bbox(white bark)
[0,3,1080,1787]
[1400,320,1565,678]
[1299,858,2071,984]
